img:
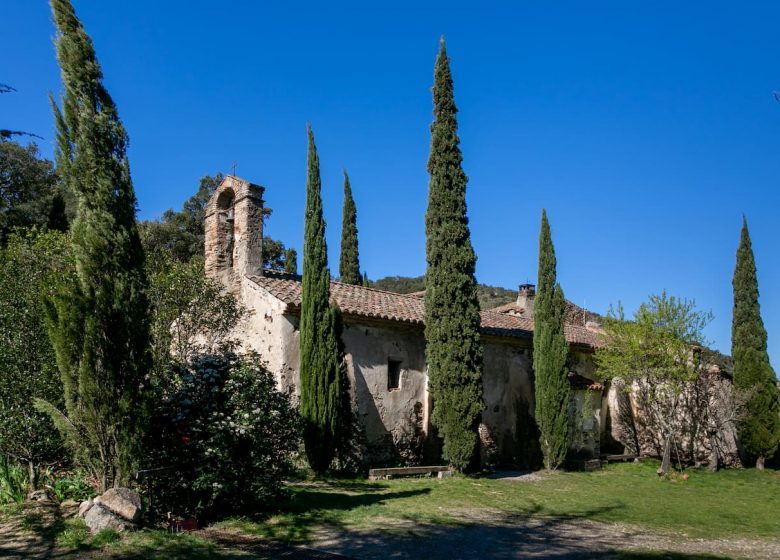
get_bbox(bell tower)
[204,175,264,285]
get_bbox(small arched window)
[216,188,236,268]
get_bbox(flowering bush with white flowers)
[146,352,300,520]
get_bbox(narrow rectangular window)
[388,359,402,391]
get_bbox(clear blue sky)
[3,1,779,368]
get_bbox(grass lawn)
[220,460,780,542]
[2,461,778,559]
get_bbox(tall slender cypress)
[284,247,298,275]
[36,0,151,490]
[299,125,342,474]
[424,39,484,471]
[338,170,361,285]
[731,217,780,469]
[533,209,570,470]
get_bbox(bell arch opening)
[216,188,236,269]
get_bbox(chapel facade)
[204,175,737,469]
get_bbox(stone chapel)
[203,175,737,469]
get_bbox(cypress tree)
[299,125,342,474]
[362,271,370,288]
[533,209,570,470]
[731,217,780,469]
[424,39,484,471]
[284,247,298,275]
[35,0,151,491]
[338,170,361,285]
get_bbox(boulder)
[78,498,94,518]
[27,490,50,502]
[94,488,142,523]
[59,499,80,518]
[84,503,134,533]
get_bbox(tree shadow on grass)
[0,502,68,559]
[222,486,433,543]
[300,503,745,560]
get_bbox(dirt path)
[0,502,63,559]
[304,509,780,560]
[2,504,778,559]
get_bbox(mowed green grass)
[222,461,780,542]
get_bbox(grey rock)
[59,499,80,518]
[78,498,93,518]
[84,503,134,533]
[95,488,142,523]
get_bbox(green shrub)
[145,353,300,521]
[0,456,28,504]
[45,471,95,503]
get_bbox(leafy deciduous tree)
[0,141,68,241]
[0,230,73,487]
[596,292,714,474]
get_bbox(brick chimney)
[517,283,535,318]
[204,175,264,287]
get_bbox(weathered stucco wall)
[340,321,429,466]
[481,338,538,469]
[228,277,300,396]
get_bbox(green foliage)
[0,141,69,241]
[146,251,245,372]
[0,456,27,504]
[139,173,224,262]
[0,229,72,472]
[731,218,780,466]
[43,0,152,491]
[370,275,516,309]
[284,247,298,274]
[371,275,426,293]
[424,40,483,471]
[299,125,343,474]
[338,170,361,285]
[533,210,570,470]
[146,354,300,520]
[45,471,95,502]
[596,292,713,465]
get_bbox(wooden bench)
[368,466,451,480]
[600,453,637,463]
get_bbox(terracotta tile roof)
[246,271,602,348]
[488,301,602,326]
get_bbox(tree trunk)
[659,434,672,475]
[756,455,765,470]
[707,431,719,472]
[27,460,38,492]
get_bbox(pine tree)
[424,39,484,471]
[284,248,298,275]
[338,170,361,285]
[35,0,151,491]
[299,125,342,474]
[533,209,570,470]
[731,217,780,469]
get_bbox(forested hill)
[368,275,517,310]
